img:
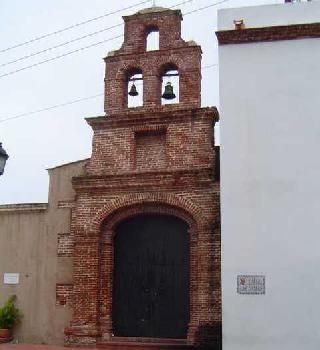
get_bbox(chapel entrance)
[113,214,190,339]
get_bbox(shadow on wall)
[194,323,222,350]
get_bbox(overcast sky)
[0,0,282,204]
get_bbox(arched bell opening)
[146,26,159,51]
[127,68,143,108]
[112,213,190,338]
[160,63,180,105]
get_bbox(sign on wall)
[3,273,20,285]
[237,275,265,295]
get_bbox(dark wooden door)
[113,214,189,338]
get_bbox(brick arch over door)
[97,201,201,342]
[88,192,205,236]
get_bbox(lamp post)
[0,143,9,175]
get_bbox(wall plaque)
[3,273,20,285]
[237,275,265,295]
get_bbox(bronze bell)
[128,83,138,96]
[162,82,176,100]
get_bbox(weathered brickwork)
[56,284,73,307]
[135,129,166,170]
[86,108,217,175]
[57,232,74,257]
[65,7,221,349]
[104,8,201,114]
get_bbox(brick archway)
[66,188,220,347]
[88,192,205,236]
[97,202,199,342]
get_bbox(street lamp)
[0,143,9,175]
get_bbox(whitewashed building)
[217,1,320,350]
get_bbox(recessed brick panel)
[135,130,166,170]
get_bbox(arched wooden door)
[113,214,190,338]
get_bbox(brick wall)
[65,7,221,348]
[135,129,166,170]
[57,232,73,257]
[122,9,183,54]
[104,8,201,114]
[66,184,221,346]
[86,108,217,175]
[56,284,73,307]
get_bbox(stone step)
[97,338,193,350]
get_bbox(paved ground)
[0,345,83,350]
[0,343,194,349]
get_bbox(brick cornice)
[72,168,214,192]
[216,22,320,45]
[86,107,219,130]
[104,44,201,62]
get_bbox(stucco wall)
[218,2,320,350]
[0,160,87,344]
[218,1,320,30]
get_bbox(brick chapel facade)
[63,6,221,348]
[0,5,220,349]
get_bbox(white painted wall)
[218,2,320,350]
[218,1,320,30]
